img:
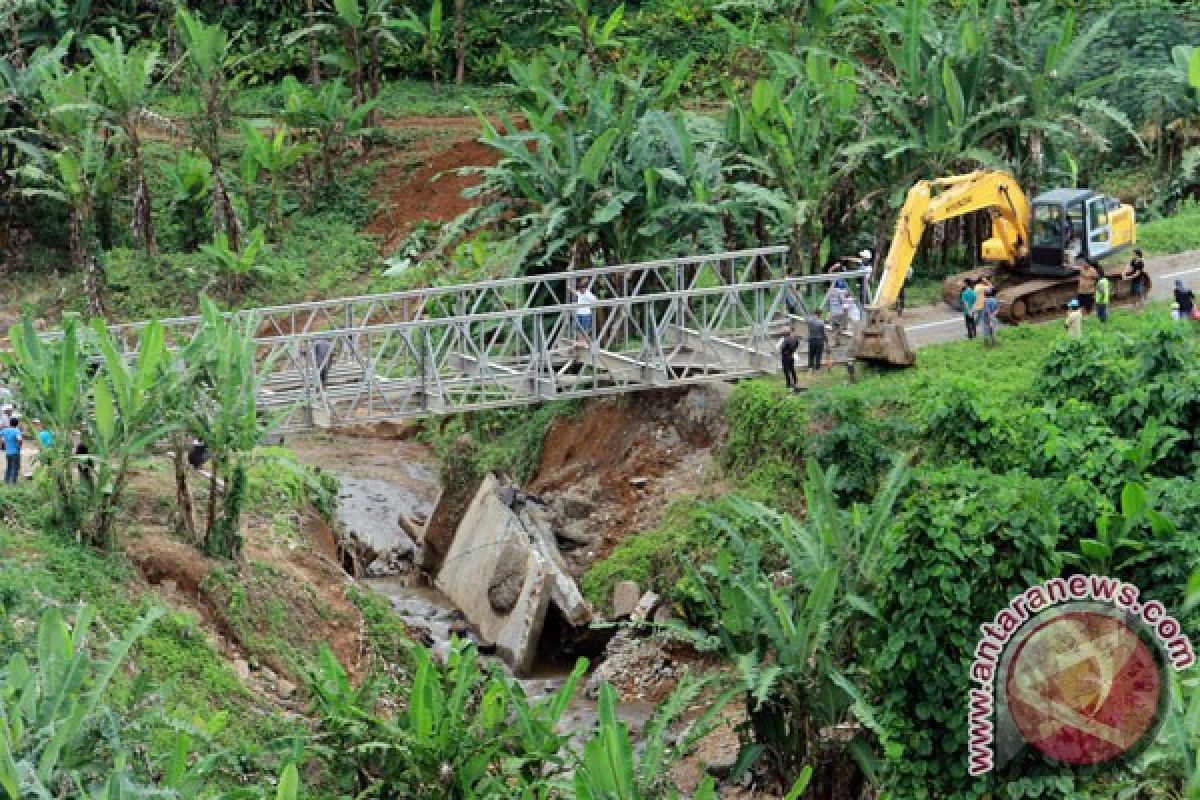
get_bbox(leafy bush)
[308,639,584,797]
[681,459,906,793]
[248,447,340,522]
[723,381,809,474]
[915,377,1018,471]
[868,466,1066,799]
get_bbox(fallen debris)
[432,474,593,676]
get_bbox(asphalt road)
[899,250,1200,349]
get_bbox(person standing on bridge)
[570,282,597,346]
[777,326,800,391]
[824,280,850,337]
[806,309,827,373]
[313,338,333,387]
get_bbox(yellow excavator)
[856,170,1139,366]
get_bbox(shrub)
[916,377,1018,471]
[723,380,809,475]
[868,466,1066,799]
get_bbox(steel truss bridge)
[84,247,867,433]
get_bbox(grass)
[0,487,298,765]
[1136,199,1200,256]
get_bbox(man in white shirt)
[570,282,597,345]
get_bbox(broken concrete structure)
[431,473,592,676]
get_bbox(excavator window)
[1033,204,1065,248]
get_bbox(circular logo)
[1003,608,1165,766]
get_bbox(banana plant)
[175,8,242,250]
[396,0,446,96]
[86,317,179,547]
[682,457,906,788]
[280,75,374,188]
[84,30,166,255]
[239,123,311,236]
[163,150,212,251]
[457,49,731,274]
[0,605,164,797]
[724,50,862,269]
[200,226,273,299]
[177,296,279,559]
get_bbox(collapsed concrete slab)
[432,474,592,676]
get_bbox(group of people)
[0,402,54,486]
[776,278,863,391]
[958,277,1001,347]
[1062,248,1194,338]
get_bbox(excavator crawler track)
[940,270,1151,324]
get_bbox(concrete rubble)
[428,473,593,676]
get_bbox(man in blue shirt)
[2,417,23,485]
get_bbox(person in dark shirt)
[1175,280,1196,320]
[777,326,800,391]
[1124,250,1147,310]
[806,309,827,372]
[313,338,333,387]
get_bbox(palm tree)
[85,31,166,255]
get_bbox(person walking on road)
[960,280,978,339]
[1064,299,1083,339]
[1124,249,1148,310]
[777,326,800,391]
[1175,280,1196,322]
[1095,270,1111,323]
[981,288,1000,348]
[806,309,827,372]
[2,417,22,485]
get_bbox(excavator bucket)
[856,308,915,367]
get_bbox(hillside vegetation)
[3,0,1200,799]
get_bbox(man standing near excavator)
[1076,258,1099,314]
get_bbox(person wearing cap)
[2,416,22,485]
[1064,299,1083,339]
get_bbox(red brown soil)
[121,468,368,689]
[528,388,728,564]
[365,116,500,253]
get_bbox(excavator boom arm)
[872,170,1031,308]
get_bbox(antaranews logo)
[967,575,1195,776]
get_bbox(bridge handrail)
[248,268,869,343]
[70,245,792,338]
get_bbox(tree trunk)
[430,51,441,96]
[173,437,197,542]
[130,134,158,256]
[367,38,381,131]
[455,0,467,85]
[204,454,221,547]
[210,168,241,251]
[72,208,105,318]
[167,0,182,91]
[307,0,321,88]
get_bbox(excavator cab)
[1029,190,1134,276]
